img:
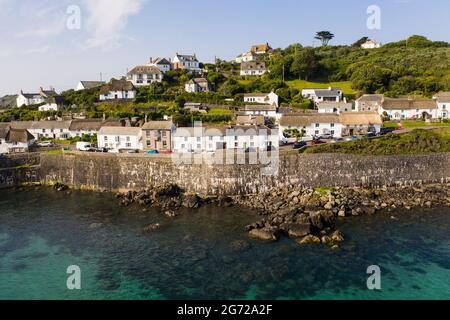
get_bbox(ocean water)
[0,188,448,300]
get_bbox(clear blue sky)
[1,0,450,96]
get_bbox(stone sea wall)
[35,152,450,195]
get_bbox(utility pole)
[282,64,285,82]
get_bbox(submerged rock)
[297,235,321,245]
[249,228,278,241]
[142,223,161,234]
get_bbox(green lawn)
[286,80,356,95]
[208,108,234,115]
[383,121,450,129]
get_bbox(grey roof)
[312,89,342,97]
[98,126,141,135]
[382,98,437,110]
[0,123,11,139]
[244,104,277,112]
[150,57,171,65]
[241,61,266,70]
[434,92,450,103]
[128,65,162,75]
[31,121,72,130]
[80,81,105,89]
[142,121,174,130]
[357,94,384,103]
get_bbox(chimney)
[145,114,148,123]
[103,112,106,121]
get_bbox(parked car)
[310,139,325,145]
[94,147,109,153]
[126,150,139,154]
[319,133,333,140]
[146,150,159,155]
[379,128,395,136]
[344,136,358,142]
[293,141,307,149]
[331,137,344,144]
[37,141,56,147]
[76,142,92,151]
[281,136,297,145]
[365,132,377,138]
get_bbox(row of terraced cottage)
[3,89,449,155]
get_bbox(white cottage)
[244,91,279,107]
[279,114,342,139]
[98,126,143,151]
[127,65,163,86]
[99,79,136,101]
[0,124,35,154]
[433,92,450,119]
[240,61,266,76]
[16,87,57,107]
[148,57,172,73]
[379,98,438,120]
[172,53,201,72]
[302,87,343,104]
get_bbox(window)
[126,136,130,142]
[115,136,120,142]
[126,143,131,148]
[315,123,319,128]
[104,136,108,141]
[197,144,201,149]
[331,123,335,128]
[250,136,254,140]
[197,137,201,142]
[234,142,238,147]
[181,144,185,149]
[331,130,335,135]
[315,130,319,135]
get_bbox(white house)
[0,124,35,154]
[240,61,266,76]
[172,53,201,72]
[244,104,277,117]
[99,79,136,101]
[302,87,343,104]
[317,102,354,114]
[433,92,450,119]
[38,96,65,112]
[172,125,278,153]
[279,114,342,139]
[361,40,382,49]
[148,57,171,73]
[379,98,438,120]
[16,87,57,107]
[28,121,72,140]
[235,52,257,63]
[185,78,211,93]
[69,119,122,138]
[76,81,105,91]
[98,127,143,151]
[355,94,384,112]
[244,91,279,107]
[127,65,163,86]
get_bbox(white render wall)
[437,102,449,119]
[379,107,438,120]
[279,122,343,140]
[244,92,279,107]
[38,103,61,112]
[99,90,136,101]
[98,133,143,151]
[128,73,163,86]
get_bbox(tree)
[290,48,319,80]
[315,31,335,46]
[349,63,392,93]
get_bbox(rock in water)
[249,228,278,241]
[142,223,161,234]
[331,230,345,242]
[297,235,321,245]
[287,223,311,238]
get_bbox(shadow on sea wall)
[28,152,450,196]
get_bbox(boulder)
[297,235,321,245]
[249,228,278,241]
[331,230,344,242]
[142,223,161,234]
[287,223,311,238]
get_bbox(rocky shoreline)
[114,182,450,248]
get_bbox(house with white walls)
[99,79,136,101]
[317,102,354,114]
[235,51,258,63]
[76,81,105,91]
[244,104,277,117]
[127,65,163,86]
[16,87,57,107]
[185,78,211,93]
[244,91,279,107]
[38,96,65,112]
[379,98,438,119]
[240,61,266,76]
[172,53,201,72]
[148,57,171,73]
[0,124,35,154]
[302,87,343,104]
[361,40,382,49]
[27,121,72,140]
[279,114,342,139]
[98,127,143,151]
[433,92,450,119]
[355,94,384,112]
[172,125,278,153]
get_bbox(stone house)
[141,121,175,152]
[185,78,211,93]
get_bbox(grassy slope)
[304,128,450,156]
[286,80,356,95]
[383,121,450,129]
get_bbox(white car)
[38,141,55,147]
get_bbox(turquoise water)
[0,188,449,300]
